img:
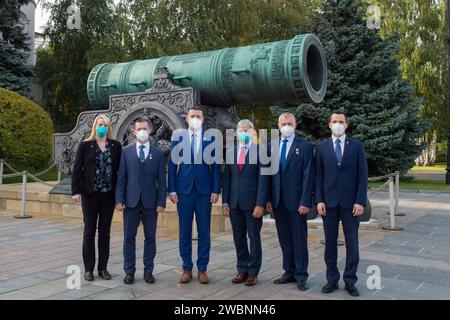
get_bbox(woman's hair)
[84,114,113,141]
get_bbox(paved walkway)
[406,172,445,181]
[1,192,449,300]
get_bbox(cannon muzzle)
[87,34,327,107]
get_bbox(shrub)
[0,87,54,171]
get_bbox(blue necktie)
[334,139,342,164]
[280,138,288,170]
[139,145,145,162]
[191,133,196,163]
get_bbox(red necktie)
[238,145,246,172]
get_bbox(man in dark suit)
[315,112,368,297]
[267,112,314,291]
[115,118,167,285]
[168,105,221,284]
[222,119,268,286]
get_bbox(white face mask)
[188,117,202,131]
[331,123,346,137]
[136,129,149,142]
[280,125,294,137]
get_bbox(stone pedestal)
[0,182,232,233]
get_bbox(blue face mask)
[96,126,108,138]
[238,132,250,144]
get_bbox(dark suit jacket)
[222,143,268,211]
[269,136,315,212]
[314,137,368,209]
[115,143,167,209]
[168,130,220,196]
[71,139,122,196]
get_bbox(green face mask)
[238,132,250,143]
[96,126,108,138]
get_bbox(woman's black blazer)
[71,139,122,196]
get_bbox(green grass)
[410,163,446,173]
[3,164,449,191]
[1,166,70,184]
[369,178,450,191]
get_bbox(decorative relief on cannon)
[53,34,327,181]
[54,67,198,174]
[87,34,327,108]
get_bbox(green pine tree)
[272,0,429,176]
[0,0,33,96]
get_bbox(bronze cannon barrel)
[87,34,327,107]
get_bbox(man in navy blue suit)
[168,105,220,284]
[115,118,167,285]
[315,112,368,297]
[266,112,315,291]
[222,119,268,287]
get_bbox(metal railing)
[0,158,404,230]
[368,171,403,231]
[0,159,60,219]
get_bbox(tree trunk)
[415,131,437,166]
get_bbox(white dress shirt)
[331,133,346,156]
[222,141,252,206]
[238,141,252,158]
[279,133,295,160]
[188,128,202,155]
[136,141,150,160]
[169,129,202,196]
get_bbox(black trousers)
[81,192,115,272]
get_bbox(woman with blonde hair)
[71,114,122,281]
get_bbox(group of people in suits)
[71,106,368,297]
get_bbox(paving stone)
[0,192,449,300]
[0,276,47,294]
[85,286,148,300]
[44,284,110,300]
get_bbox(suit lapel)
[236,143,252,174]
[284,137,297,167]
[327,137,339,165]
[86,140,96,163]
[141,145,155,173]
[131,144,142,173]
[233,146,240,178]
[247,144,257,168]
[328,137,350,165]
[327,138,338,167]
[131,143,150,174]
[193,131,203,162]
[341,138,351,164]
[107,138,114,149]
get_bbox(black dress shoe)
[321,282,339,294]
[98,270,112,280]
[297,281,309,291]
[123,273,135,285]
[144,272,155,284]
[273,276,296,284]
[345,284,360,297]
[84,271,94,281]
